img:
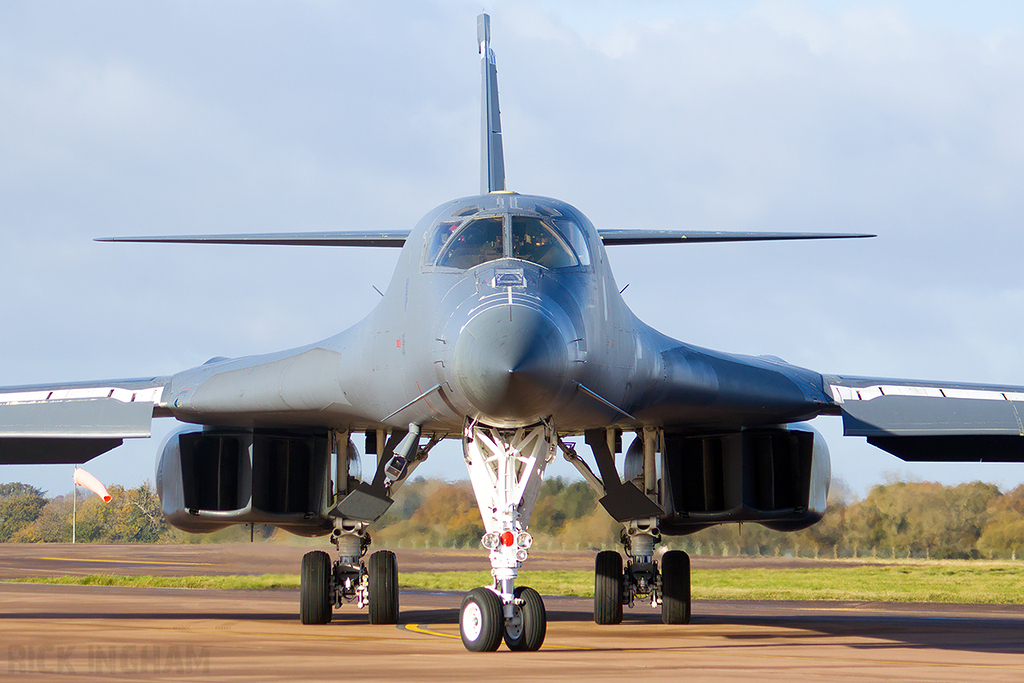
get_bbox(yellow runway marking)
[401,624,460,639]
[39,557,216,567]
[400,624,591,650]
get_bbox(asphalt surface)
[1,544,1022,682]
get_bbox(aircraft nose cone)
[453,304,571,424]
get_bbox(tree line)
[369,477,1024,560]
[1,477,1022,559]
[0,482,164,543]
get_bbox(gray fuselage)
[162,192,832,436]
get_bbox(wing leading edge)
[95,231,410,247]
[598,229,875,245]
[0,379,169,464]
[95,229,873,249]
[825,375,1024,462]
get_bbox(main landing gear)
[458,420,553,651]
[566,427,691,627]
[299,521,400,625]
[298,427,437,626]
[593,521,691,625]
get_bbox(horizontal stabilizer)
[598,229,874,246]
[96,231,410,247]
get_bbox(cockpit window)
[551,217,591,266]
[435,216,503,269]
[510,216,577,269]
[428,210,591,270]
[426,221,460,264]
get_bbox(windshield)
[550,217,591,266]
[426,220,460,264]
[429,211,590,270]
[435,216,503,269]
[510,216,577,268]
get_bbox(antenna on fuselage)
[478,13,506,193]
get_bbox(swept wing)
[96,228,873,248]
[0,378,170,464]
[825,374,1024,462]
[95,231,410,247]
[598,229,874,245]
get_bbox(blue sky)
[2,0,1023,499]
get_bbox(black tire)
[300,550,332,625]
[459,587,504,652]
[594,550,623,625]
[368,550,399,625]
[660,549,691,625]
[504,586,546,651]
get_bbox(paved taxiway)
[1,545,1021,682]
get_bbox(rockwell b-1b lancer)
[2,14,1023,652]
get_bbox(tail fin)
[478,13,506,193]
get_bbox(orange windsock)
[73,468,112,502]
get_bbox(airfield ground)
[0,544,1021,682]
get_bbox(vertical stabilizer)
[478,13,506,193]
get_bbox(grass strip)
[5,562,1022,604]
[4,574,298,590]
[401,564,1024,603]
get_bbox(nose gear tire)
[503,586,546,651]
[460,588,504,652]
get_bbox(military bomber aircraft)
[2,13,1023,652]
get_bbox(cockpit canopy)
[426,207,592,271]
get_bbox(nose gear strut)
[459,419,554,651]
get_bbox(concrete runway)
[1,545,1022,682]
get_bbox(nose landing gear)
[458,420,554,651]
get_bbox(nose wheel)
[459,420,557,651]
[503,586,546,651]
[459,585,547,652]
[460,588,504,652]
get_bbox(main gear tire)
[660,549,691,625]
[368,550,399,625]
[594,550,624,625]
[300,550,332,625]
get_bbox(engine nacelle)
[660,423,830,535]
[156,425,335,536]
